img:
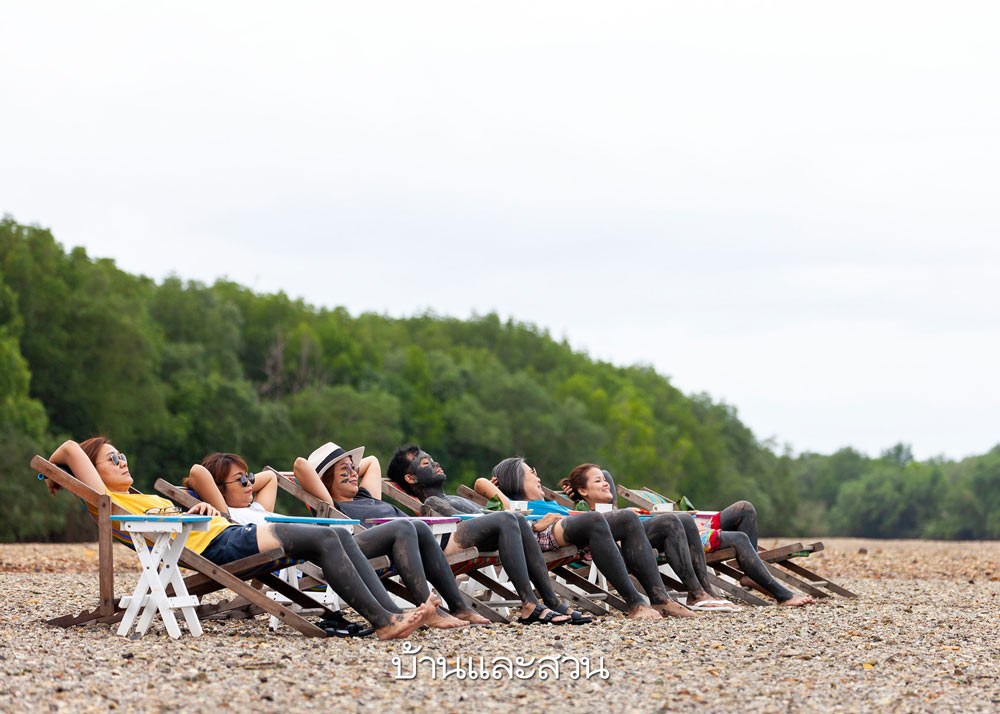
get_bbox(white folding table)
[109,514,211,639]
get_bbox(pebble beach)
[1,538,998,713]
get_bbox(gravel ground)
[1,538,998,713]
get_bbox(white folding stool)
[110,514,211,639]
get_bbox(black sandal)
[318,613,375,638]
[517,607,571,625]
[552,602,594,625]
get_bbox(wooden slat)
[541,486,574,509]
[615,484,656,509]
[706,573,771,606]
[444,547,479,566]
[761,563,830,598]
[773,557,857,598]
[380,479,425,513]
[546,577,607,616]
[256,572,341,618]
[177,549,326,637]
[550,565,629,613]
[466,570,521,603]
[455,484,487,506]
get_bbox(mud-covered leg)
[717,530,801,604]
[718,501,759,549]
[603,510,691,618]
[410,521,487,625]
[270,523,432,638]
[674,512,717,595]
[560,512,659,618]
[354,521,430,606]
[643,514,707,597]
[455,513,567,621]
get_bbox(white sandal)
[688,599,741,612]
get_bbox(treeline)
[1,217,997,541]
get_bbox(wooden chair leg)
[97,495,114,618]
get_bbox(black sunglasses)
[222,472,255,487]
[106,451,127,466]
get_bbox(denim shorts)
[201,524,260,565]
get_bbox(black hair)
[387,444,421,494]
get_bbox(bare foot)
[417,595,444,628]
[453,609,492,626]
[651,600,698,618]
[778,594,816,607]
[375,609,426,640]
[375,595,440,640]
[627,604,663,620]
[424,609,470,629]
[740,576,772,597]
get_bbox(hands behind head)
[187,502,220,517]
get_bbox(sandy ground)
[1,538,998,713]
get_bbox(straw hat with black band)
[307,442,365,480]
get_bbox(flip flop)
[552,602,594,625]
[688,599,741,612]
[517,607,571,625]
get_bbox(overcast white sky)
[2,1,998,460]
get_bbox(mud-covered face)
[327,457,359,501]
[407,450,447,488]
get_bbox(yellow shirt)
[105,489,232,555]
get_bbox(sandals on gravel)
[552,602,594,624]
[318,613,376,638]
[517,607,571,626]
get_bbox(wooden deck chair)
[384,479,623,616]
[33,456,334,637]
[616,484,857,601]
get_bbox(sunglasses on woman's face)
[222,472,255,488]
[106,451,127,466]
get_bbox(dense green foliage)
[1,217,997,541]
